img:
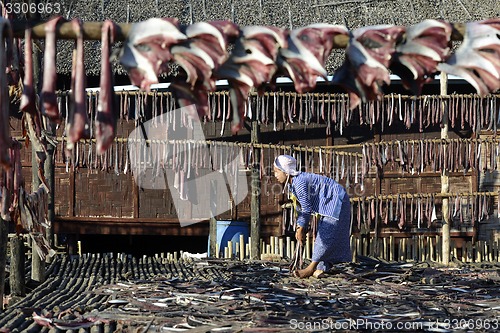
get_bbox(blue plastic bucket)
[208,220,249,256]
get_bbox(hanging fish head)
[119,18,187,91]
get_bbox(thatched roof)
[50,0,499,78]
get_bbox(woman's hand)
[295,226,306,245]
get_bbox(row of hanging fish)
[355,193,492,231]
[1,16,120,179]
[361,138,500,176]
[2,17,500,171]
[1,17,51,245]
[67,90,500,138]
[55,134,500,192]
[282,191,494,233]
[243,91,500,134]
[120,17,500,132]
[56,136,362,181]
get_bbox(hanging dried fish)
[41,16,66,123]
[66,19,90,153]
[96,20,119,155]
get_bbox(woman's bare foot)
[293,266,315,278]
[292,261,319,278]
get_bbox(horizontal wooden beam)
[11,19,131,41]
[53,217,209,236]
[10,19,467,43]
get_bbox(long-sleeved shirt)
[289,172,347,228]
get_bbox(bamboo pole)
[250,121,261,260]
[305,234,311,259]
[428,236,433,261]
[436,235,442,263]
[383,237,387,260]
[389,236,394,261]
[412,236,417,261]
[420,236,425,262]
[351,235,356,262]
[19,134,500,159]
[286,237,291,258]
[239,234,245,260]
[464,241,470,262]
[488,240,493,262]
[228,241,233,259]
[209,180,217,257]
[441,72,451,266]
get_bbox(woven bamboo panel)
[74,171,134,217]
[54,168,71,216]
[449,176,472,193]
[420,177,442,194]
[139,188,176,218]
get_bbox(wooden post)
[10,235,26,297]
[250,121,261,260]
[441,72,451,266]
[31,150,45,283]
[209,179,217,257]
[30,30,45,282]
[0,219,7,312]
[44,123,56,248]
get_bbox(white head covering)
[274,155,300,176]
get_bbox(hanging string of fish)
[360,137,500,177]
[350,192,494,232]
[54,126,363,181]
[56,91,500,142]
